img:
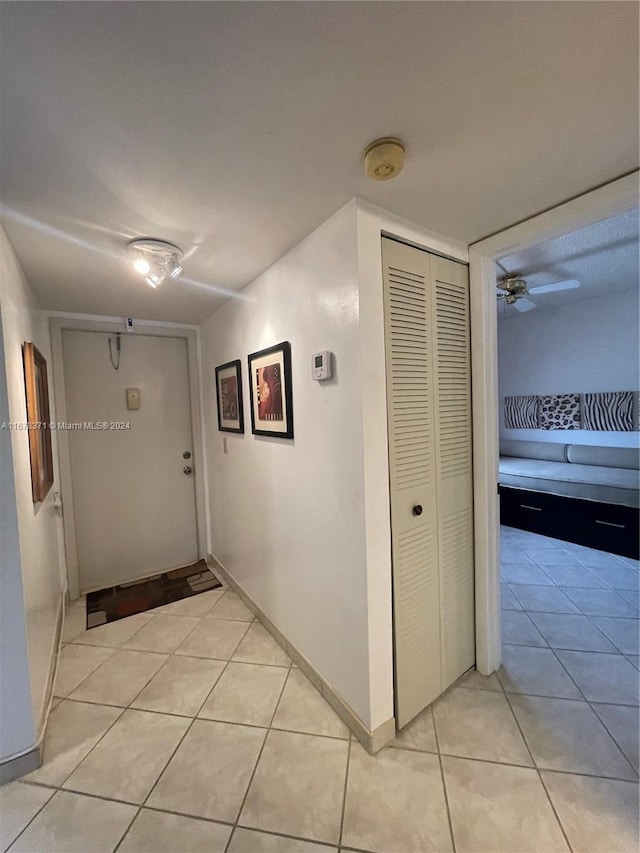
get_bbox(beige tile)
[561,587,639,617]
[228,828,335,853]
[442,756,568,852]
[199,662,288,726]
[72,612,154,647]
[123,614,200,653]
[208,591,254,622]
[240,730,348,844]
[232,622,291,667]
[147,719,265,822]
[54,644,115,697]
[455,668,502,692]
[390,705,437,753]
[132,655,225,716]
[528,612,618,652]
[542,771,639,853]
[157,588,225,616]
[62,605,88,643]
[0,781,54,852]
[502,610,547,646]
[24,700,122,787]
[119,808,231,852]
[502,562,555,586]
[524,548,580,566]
[69,649,168,706]
[590,616,639,655]
[498,644,582,699]
[272,668,349,739]
[510,584,579,613]
[63,709,189,803]
[9,790,137,853]
[501,583,523,610]
[510,694,637,780]
[342,742,452,852]
[175,618,250,659]
[592,703,639,771]
[434,687,532,765]
[536,563,608,589]
[555,649,639,705]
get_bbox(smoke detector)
[364,137,405,181]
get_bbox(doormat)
[86,560,222,628]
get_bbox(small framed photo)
[215,359,244,434]
[247,341,294,439]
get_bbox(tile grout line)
[500,677,575,853]
[430,704,457,853]
[337,732,353,851]
[223,663,295,852]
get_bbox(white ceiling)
[0,2,638,324]
[497,207,640,318]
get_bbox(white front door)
[62,330,199,592]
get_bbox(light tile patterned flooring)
[2,530,639,852]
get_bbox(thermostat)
[312,351,333,381]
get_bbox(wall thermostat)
[312,351,333,381]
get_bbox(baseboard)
[0,591,64,786]
[209,555,396,754]
[0,746,41,786]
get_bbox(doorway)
[50,320,207,599]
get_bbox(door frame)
[469,170,638,675]
[49,315,209,600]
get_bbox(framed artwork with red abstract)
[215,359,244,433]
[247,341,294,439]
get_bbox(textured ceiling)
[0,1,638,323]
[497,207,639,318]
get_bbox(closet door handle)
[412,505,423,517]
[596,519,625,529]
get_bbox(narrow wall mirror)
[23,341,54,502]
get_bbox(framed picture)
[215,359,244,433]
[23,342,54,503]
[247,341,294,439]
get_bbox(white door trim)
[48,316,209,601]
[469,170,639,675]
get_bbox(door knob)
[183,451,191,460]
[412,504,423,517]
[183,466,193,475]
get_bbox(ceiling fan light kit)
[127,238,184,289]
[496,271,580,313]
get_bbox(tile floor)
[2,533,639,852]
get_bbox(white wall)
[0,315,35,761]
[0,226,64,751]
[202,201,375,726]
[498,288,640,448]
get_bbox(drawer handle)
[595,519,626,529]
[521,504,542,512]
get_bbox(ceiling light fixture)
[127,238,184,289]
[364,137,405,180]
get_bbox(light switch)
[126,388,140,410]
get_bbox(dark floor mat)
[86,560,222,628]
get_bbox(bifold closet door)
[382,237,474,730]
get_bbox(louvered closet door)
[431,255,475,687]
[382,237,474,730]
[382,237,441,728]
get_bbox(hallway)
[1,535,638,853]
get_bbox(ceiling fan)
[496,272,580,312]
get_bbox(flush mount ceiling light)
[127,239,184,289]
[364,137,405,180]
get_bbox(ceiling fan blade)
[528,279,580,295]
[514,297,536,313]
